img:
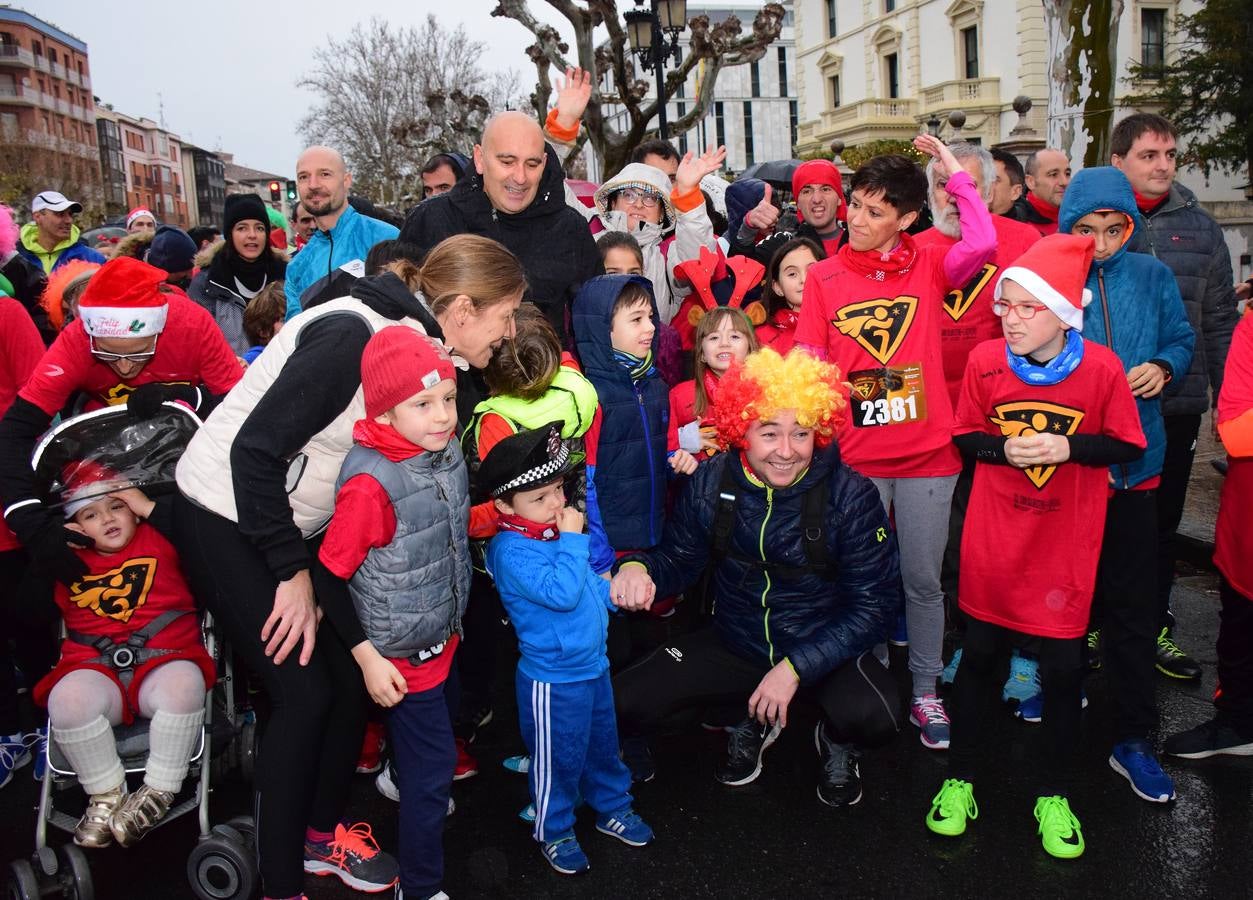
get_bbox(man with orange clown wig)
[610,348,904,807]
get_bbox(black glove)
[126,382,200,419]
[7,504,93,586]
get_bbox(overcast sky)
[36,0,570,175]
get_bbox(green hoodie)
[19,221,83,274]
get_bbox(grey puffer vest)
[336,442,472,658]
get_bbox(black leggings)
[172,497,367,897]
[948,616,1084,795]
[0,549,58,735]
[613,626,902,747]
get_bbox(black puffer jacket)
[1128,182,1239,415]
[398,143,601,341]
[622,443,901,684]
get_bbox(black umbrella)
[737,159,804,186]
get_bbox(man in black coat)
[399,111,601,341]
[1112,113,1240,680]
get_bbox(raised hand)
[553,66,593,130]
[912,134,963,178]
[675,145,728,194]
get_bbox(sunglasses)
[90,335,158,364]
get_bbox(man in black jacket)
[609,350,902,808]
[399,111,601,342]
[1112,113,1240,680]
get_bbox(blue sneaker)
[595,809,654,847]
[519,802,536,824]
[0,732,31,789]
[29,728,47,781]
[941,648,962,685]
[502,754,531,774]
[889,612,908,647]
[1109,740,1175,803]
[1002,653,1040,703]
[541,836,589,875]
[1014,689,1087,724]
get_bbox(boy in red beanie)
[318,325,470,900]
[925,234,1146,859]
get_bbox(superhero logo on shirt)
[943,264,997,322]
[69,558,157,623]
[990,402,1085,490]
[832,297,918,364]
[103,380,192,406]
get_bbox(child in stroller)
[33,461,213,849]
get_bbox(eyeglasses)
[615,188,661,209]
[90,335,158,364]
[991,300,1048,320]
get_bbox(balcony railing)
[0,45,35,66]
[920,77,1001,112]
[820,97,919,132]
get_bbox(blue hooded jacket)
[572,275,670,555]
[1058,167,1194,488]
[284,204,398,319]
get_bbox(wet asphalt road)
[4,570,1251,899]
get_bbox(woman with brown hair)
[171,233,526,900]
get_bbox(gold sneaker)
[109,783,175,847]
[74,784,127,848]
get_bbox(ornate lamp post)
[624,0,688,139]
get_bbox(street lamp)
[624,0,688,139]
[926,114,942,137]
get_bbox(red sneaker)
[355,720,386,774]
[453,737,479,781]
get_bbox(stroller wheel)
[6,859,40,900]
[57,846,93,900]
[238,722,257,783]
[187,835,257,900]
[224,816,256,847]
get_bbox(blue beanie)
[145,225,198,274]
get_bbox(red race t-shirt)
[915,216,1041,405]
[1214,314,1253,599]
[955,338,1145,638]
[1,298,45,551]
[20,294,243,415]
[795,238,963,478]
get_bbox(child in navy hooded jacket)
[481,422,654,875]
[1057,166,1193,805]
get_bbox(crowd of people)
[0,64,1250,898]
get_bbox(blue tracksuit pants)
[516,669,633,843]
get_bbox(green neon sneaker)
[1033,795,1085,859]
[925,778,978,837]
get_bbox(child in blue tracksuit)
[481,422,654,876]
[1058,166,1194,805]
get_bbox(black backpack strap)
[709,458,740,565]
[800,474,831,577]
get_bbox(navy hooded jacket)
[1058,167,1194,489]
[572,275,670,552]
[620,443,900,683]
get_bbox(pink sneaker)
[910,694,951,750]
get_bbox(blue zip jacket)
[1058,167,1194,488]
[572,275,670,555]
[619,443,900,684]
[284,204,398,319]
[486,530,616,683]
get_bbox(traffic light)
[285,179,297,202]
[268,180,281,202]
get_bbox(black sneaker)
[621,736,655,784]
[715,718,782,786]
[814,724,862,807]
[1155,628,1201,680]
[1085,630,1101,672]
[455,698,494,743]
[1164,718,1253,759]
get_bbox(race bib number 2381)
[848,363,927,428]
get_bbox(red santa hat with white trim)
[994,233,1095,332]
[76,256,169,339]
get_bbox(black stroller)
[5,404,260,900]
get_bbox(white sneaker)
[375,762,454,816]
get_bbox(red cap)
[791,160,847,223]
[76,257,169,339]
[362,327,456,419]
